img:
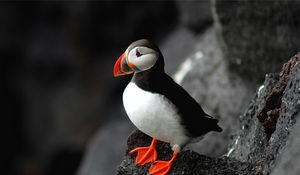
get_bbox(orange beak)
[113,51,134,77]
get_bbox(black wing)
[154,74,222,137]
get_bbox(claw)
[129,139,157,166]
[149,151,178,175]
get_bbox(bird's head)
[114,39,164,77]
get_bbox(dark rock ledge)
[117,53,300,175]
[117,130,255,175]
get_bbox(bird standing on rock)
[113,39,222,175]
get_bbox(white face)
[127,46,159,72]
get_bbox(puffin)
[113,39,222,175]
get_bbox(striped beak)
[113,50,134,77]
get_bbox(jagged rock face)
[228,54,300,174]
[215,0,300,83]
[272,119,300,175]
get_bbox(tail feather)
[213,124,223,132]
[207,116,223,132]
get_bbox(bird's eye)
[136,49,142,57]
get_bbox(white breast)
[122,82,190,147]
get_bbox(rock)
[77,119,135,175]
[117,130,255,175]
[175,1,213,33]
[160,26,199,76]
[227,53,300,174]
[214,0,300,83]
[257,54,300,136]
[271,117,300,175]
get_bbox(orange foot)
[149,151,178,175]
[129,138,158,166]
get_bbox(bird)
[113,39,222,175]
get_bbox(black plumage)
[129,39,222,138]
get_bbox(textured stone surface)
[228,54,300,174]
[271,117,300,175]
[215,0,300,83]
[257,54,300,136]
[117,130,255,175]
[175,1,213,33]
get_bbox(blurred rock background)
[2,1,299,175]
